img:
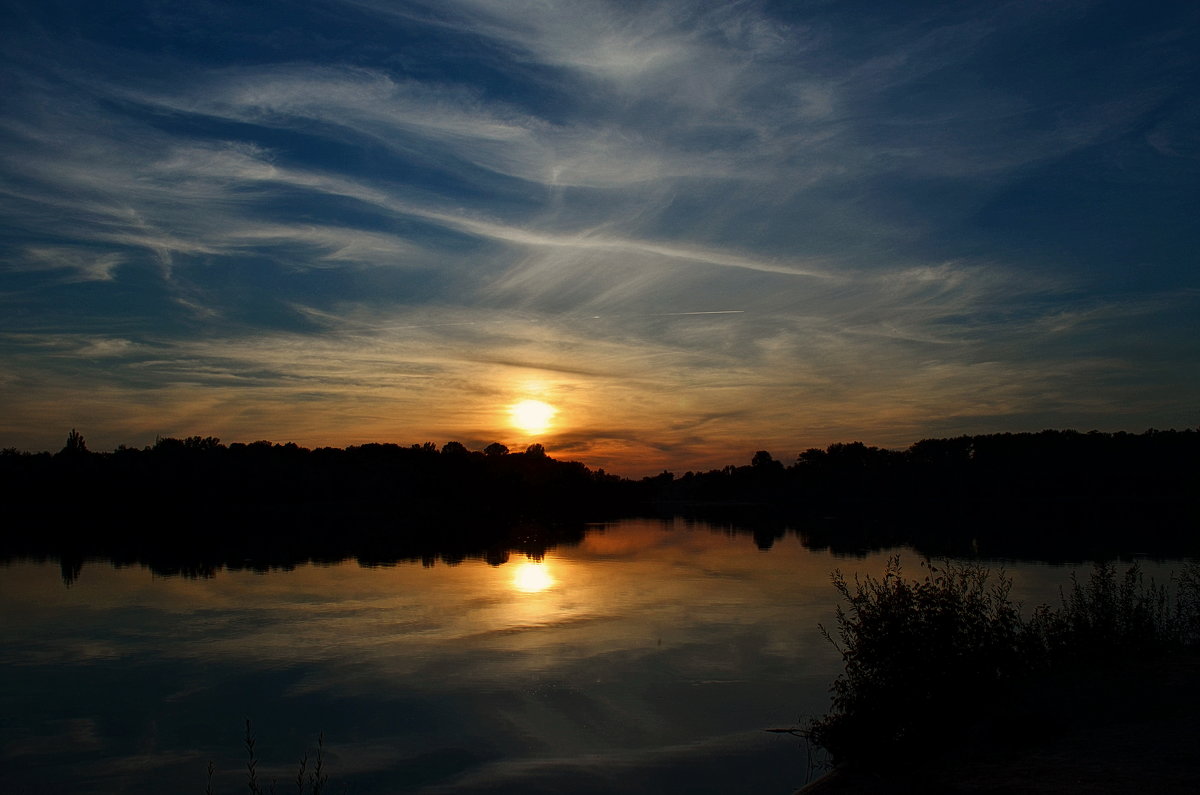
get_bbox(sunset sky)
[2,0,1197,474]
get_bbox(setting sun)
[510,399,556,434]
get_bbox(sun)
[510,399,556,434]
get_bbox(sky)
[1,0,1197,475]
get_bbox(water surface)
[0,518,1139,793]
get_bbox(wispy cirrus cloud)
[1,0,1197,467]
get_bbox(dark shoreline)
[798,650,1200,794]
[4,427,1197,586]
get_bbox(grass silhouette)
[205,720,328,795]
[805,558,1200,772]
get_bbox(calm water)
[0,518,1160,794]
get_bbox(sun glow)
[512,561,555,593]
[510,399,556,434]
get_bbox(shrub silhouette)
[806,558,1200,768]
[808,558,1026,764]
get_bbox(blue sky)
[2,0,1197,473]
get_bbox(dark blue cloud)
[1,0,1197,468]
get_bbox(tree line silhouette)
[652,429,1199,559]
[2,428,1197,582]
[1,433,627,583]
[6,432,633,520]
[653,430,1197,512]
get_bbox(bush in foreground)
[806,557,1200,768]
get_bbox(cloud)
[0,0,1196,468]
[13,246,124,282]
[7,260,1193,474]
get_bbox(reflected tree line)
[654,429,1199,559]
[3,434,616,585]
[2,428,1197,584]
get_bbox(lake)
[0,517,1169,794]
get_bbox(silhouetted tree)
[483,442,509,457]
[751,450,780,470]
[59,428,89,457]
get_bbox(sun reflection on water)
[512,561,555,593]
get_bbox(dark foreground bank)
[800,650,1200,794]
[799,559,1200,793]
